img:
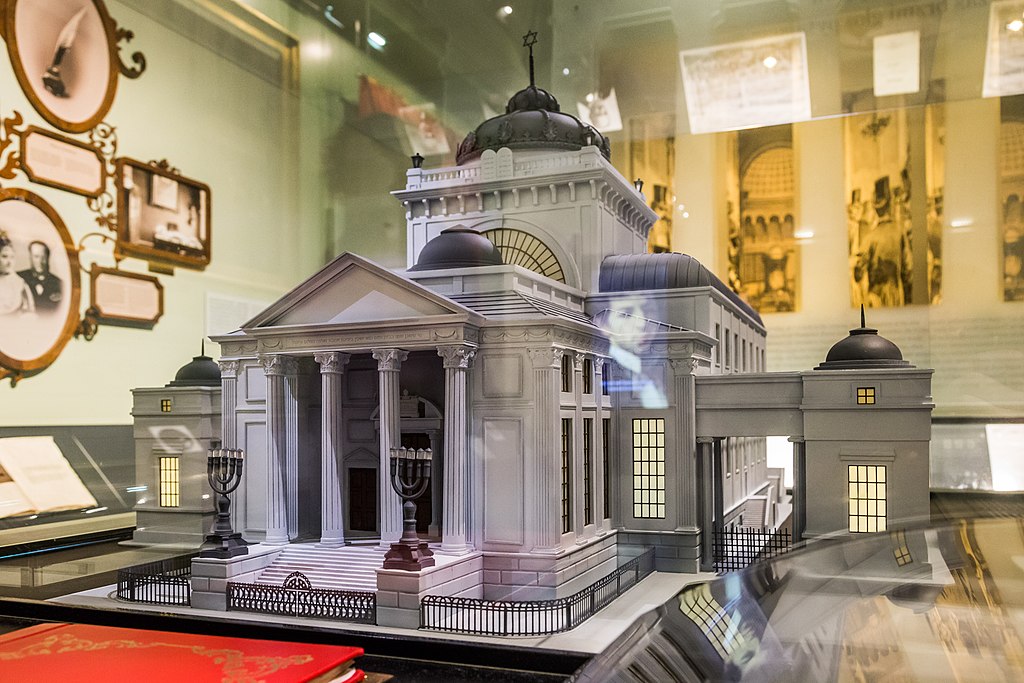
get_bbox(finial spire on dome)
[523,30,538,87]
[860,304,866,329]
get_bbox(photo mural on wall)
[843,106,944,308]
[725,124,799,313]
[1000,95,1024,302]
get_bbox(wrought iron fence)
[420,546,655,636]
[712,527,792,573]
[116,554,194,606]
[227,572,376,624]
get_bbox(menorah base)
[383,540,434,571]
[200,532,249,559]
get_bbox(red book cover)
[0,622,365,683]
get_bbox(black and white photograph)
[0,189,80,375]
[1001,95,1024,301]
[115,158,211,271]
[4,0,117,133]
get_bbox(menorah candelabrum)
[383,447,435,571]
[199,446,248,559]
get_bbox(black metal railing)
[116,554,194,606]
[227,576,376,625]
[712,527,792,573]
[420,546,655,636]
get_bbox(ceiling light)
[1009,19,1024,31]
[763,55,778,69]
[501,5,513,15]
[562,67,570,76]
[368,31,386,49]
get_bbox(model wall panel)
[243,365,267,403]
[345,369,375,400]
[239,417,267,540]
[481,354,524,398]
[481,417,525,546]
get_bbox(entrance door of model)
[349,467,377,533]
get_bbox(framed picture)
[19,125,106,198]
[0,188,81,381]
[3,0,120,133]
[88,265,163,328]
[114,158,211,271]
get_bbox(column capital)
[314,351,350,374]
[218,360,239,378]
[788,436,805,444]
[669,357,699,376]
[372,348,408,371]
[571,350,585,372]
[696,436,715,444]
[259,354,298,376]
[527,346,562,369]
[438,345,476,369]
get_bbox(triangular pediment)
[243,253,479,329]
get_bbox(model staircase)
[255,544,383,592]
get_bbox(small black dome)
[815,309,911,370]
[409,226,504,272]
[168,353,221,387]
[455,84,611,165]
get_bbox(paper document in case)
[0,436,97,517]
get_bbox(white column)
[437,344,475,554]
[373,348,408,546]
[528,347,562,552]
[572,351,585,542]
[427,430,442,537]
[670,357,699,531]
[697,436,715,572]
[592,356,607,534]
[790,436,806,542]
[218,360,240,532]
[315,352,349,548]
[260,354,297,546]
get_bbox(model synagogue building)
[202,66,931,603]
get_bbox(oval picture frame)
[0,188,81,380]
[4,0,120,134]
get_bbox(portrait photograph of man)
[18,241,63,312]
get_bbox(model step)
[254,545,385,592]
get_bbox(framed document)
[89,265,163,328]
[3,0,120,133]
[0,188,81,381]
[19,125,106,197]
[114,158,211,271]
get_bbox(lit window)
[848,464,886,533]
[583,418,593,525]
[561,418,572,533]
[583,358,593,394]
[561,354,572,393]
[632,418,665,519]
[857,387,876,405]
[892,529,912,566]
[602,363,610,396]
[160,398,172,413]
[159,457,180,507]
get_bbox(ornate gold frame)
[0,187,81,385]
[19,125,106,198]
[2,0,145,134]
[87,264,163,329]
[114,158,212,271]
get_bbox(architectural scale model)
[128,36,933,629]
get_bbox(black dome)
[815,310,911,370]
[599,253,762,325]
[409,226,504,272]
[168,353,221,387]
[455,84,611,165]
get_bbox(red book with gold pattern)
[0,622,365,682]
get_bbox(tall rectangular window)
[561,418,573,533]
[724,334,730,368]
[742,340,747,371]
[601,362,610,395]
[159,456,180,507]
[160,398,172,413]
[583,418,593,525]
[602,418,611,519]
[733,332,739,368]
[632,418,666,519]
[561,354,573,393]
[849,464,887,532]
[583,358,593,394]
[714,324,721,366]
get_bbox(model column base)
[199,532,249,559]
[383,540,435,571]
